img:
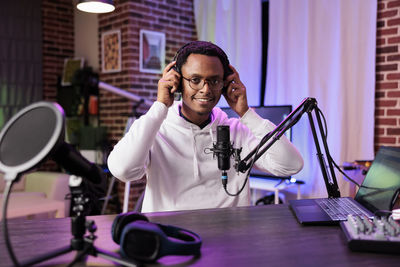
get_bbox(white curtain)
[266,0,377,197]
[194,0,262,107]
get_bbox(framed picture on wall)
[102,30,121,73]
[61,58,84,86]
[139,29,165,74]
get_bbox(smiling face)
[180,54,224,126]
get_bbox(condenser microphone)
[205,125,242,194]
[214,125,232,186]
[216,125,231,171]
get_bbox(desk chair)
[102,117,144,214]
[101,178,144,214]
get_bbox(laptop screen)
[220,105,292,179]
[355,146,400,213]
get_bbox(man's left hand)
[223,65,249,117]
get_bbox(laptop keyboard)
[315,198,371,221]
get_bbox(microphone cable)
[222,136,263,197]
[315,106,379,191]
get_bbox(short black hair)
[174,41,231,79]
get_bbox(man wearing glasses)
[107,41,303,213]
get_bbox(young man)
[107,41,303,212]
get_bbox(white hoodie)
[107,101,303,212]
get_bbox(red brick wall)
[40,0,74,171]
[98,0,196,145]
[98,0,197,210]
[375,0,400,151]
[42,0,74,102]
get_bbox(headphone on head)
[111,212,202,262]
[171,41,233,101]
[171,43,191,100]
[172,41,193,75]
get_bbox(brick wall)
[98,0,197,210]
[375,0,400,151]
[40,0,74,171]
[42,0,74,102]
[98,0,196,145]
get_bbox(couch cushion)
[0,173,26,192]
[0,192,65,219]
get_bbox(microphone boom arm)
[236,97,340,198]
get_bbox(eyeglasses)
[182,76,224,91]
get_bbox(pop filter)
[0,101,103,184]
[0,102,65,181]
[0,102,109,267]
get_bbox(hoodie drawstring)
[191,127,200,179]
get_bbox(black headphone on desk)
[111,212,202,262]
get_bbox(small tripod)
[18,175,137,267]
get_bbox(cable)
[1,179,20,267]
[316,107,379,191]
[317,106,328,139]
[373,209,393,217]
[223,135,263,197]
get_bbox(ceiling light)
[77,0,115,14]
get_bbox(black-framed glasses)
[182,76,224,91]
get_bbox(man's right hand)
[157,61,181,107]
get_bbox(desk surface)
[1,204,399,266]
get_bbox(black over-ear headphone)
[171,41,233,100]
[111,212,202,262]
[172,41,193,75]
[171,43,192,100]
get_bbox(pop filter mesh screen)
[0,107,57,166]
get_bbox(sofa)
[0,171,71,220]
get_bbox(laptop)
[289,146,400,225]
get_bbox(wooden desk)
[1,205,399,266]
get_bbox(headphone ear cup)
[111,212,149,244]
[171,65,182,100]
[174,88,182,101]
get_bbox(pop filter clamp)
[0,102,138,266]
[234,97,341,198]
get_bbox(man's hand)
[223,65,249,117]
[157,61,181,107]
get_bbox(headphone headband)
[111,212,202,262]
[173,41,231,79]
[120,220,201,262]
